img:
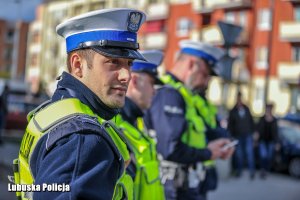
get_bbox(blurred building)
[139,0,300,116]
[0,20,29,81]
[26,0,300,116]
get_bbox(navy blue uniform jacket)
[144,73,211,164]
[30,72,122,200]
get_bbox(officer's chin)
[108,96,126,109]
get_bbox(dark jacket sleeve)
[31,133,119,200]
[227,108,235,137]
[144,87,211,165]
[206,126,230,141]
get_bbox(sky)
[0,0,43,22]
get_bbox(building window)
[32,32,39,43]
[254,86,264,111]
[292,46,300,62]
[145,20,165,33]
[295,7,300,22]
[258,8,271,31]
[53,9,65,19]
[176,17,193,37]
[291,87,300,113]
[255,87,264,101]
[225,11,247,28]
[6,29,14,42]
[225,11,235,24]
[30,54,38,66]
[256,47,268,69]
[239,11,247,28]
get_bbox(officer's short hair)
[66,49,96,72]
[176,52,188,62]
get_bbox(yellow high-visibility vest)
[160,75,214,167]
[115,114,165,200]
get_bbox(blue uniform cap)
[179,40,225,75]
[132,50,164,84]
[56,8,147,61]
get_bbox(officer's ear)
[70,52,84,78]
[184,57,195,77]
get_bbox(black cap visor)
[91,46,146,61]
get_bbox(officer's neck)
[54,72,119,120]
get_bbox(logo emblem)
[127,12,142,32]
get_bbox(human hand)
[220,144,235,160]
[207,138,231,160]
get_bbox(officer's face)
[135,73,155,110]
[187,58,211,91]
[82,53,133,108]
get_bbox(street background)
[0,0,300,199]
[1,134,299,200]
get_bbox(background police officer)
[15,8,146,200]
[191,41,235,199]
[144,40,233,200]
[116,50,165,200]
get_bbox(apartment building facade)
[0,20,28,82]
[26,0,300,116]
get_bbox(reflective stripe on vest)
[192,95,217,167]
[115,115,165,200]
[160,75,214,167]
[193,95,217,129]
[14,98,132,200]
[160,75,206,148]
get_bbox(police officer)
[144,40,233,200]
[191,41,234,199]
[116,50,165,200]
[13,8,146,200]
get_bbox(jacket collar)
[167,72,182,83]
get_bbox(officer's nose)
[118,67,131,83]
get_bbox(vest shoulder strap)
[33,98,97,133]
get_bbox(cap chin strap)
[79,40,139,50]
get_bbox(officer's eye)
[110,59,119,65]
